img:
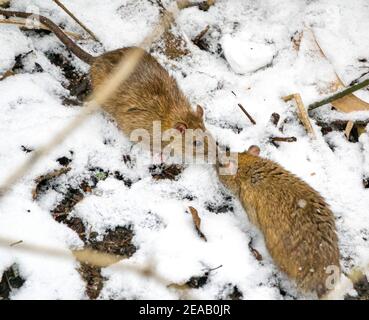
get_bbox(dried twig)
[237,103,256,125]
[231,91,256,125]
[270,136,297,143]
[0,18,82,39]
[283,93,316,138]
[52,0,99,42]
[10,240,23,247]
[0,236,168,286]
[316,119,369,128]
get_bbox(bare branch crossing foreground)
[0,236,170,288]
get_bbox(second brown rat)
[0,9,211,159]
[217,146,340,297]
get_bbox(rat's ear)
[196,105,204,118]
[174,122,187,134]
[247,145,260,156]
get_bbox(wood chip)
[344,121,354,140]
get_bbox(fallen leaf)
[188,206,207,241]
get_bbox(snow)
[221,33,276,74]
[0,0,369,300]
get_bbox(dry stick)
[0,236,168,286]
[237,103,256,125]
[0,6,177,198]
[0,18,82,39]
[1,234,366,300]
[52,0,99,42]
[308,78,369,111]
[316,119,369,127]
[270,136,297,143]
[231,91,256,125]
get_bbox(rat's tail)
[0,9,95,65]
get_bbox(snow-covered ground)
[0,0,369,300]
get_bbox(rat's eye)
[193,140,203,147]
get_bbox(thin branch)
[0,236,169,287]
[0,18,83,39]
[52,0,99,42]
[231,91,256,125]
[237,103,256,125]
[308,78,369,111]
[316,118,369,127]
[270,136,297,143]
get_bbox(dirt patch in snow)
[0,264,25,300]
[33,163,137,299]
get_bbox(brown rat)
[217,146,340,297]
[0,9,212,159]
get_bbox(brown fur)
[0,10,211,157]
[90,48,207,153]
[217,148,340,297]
